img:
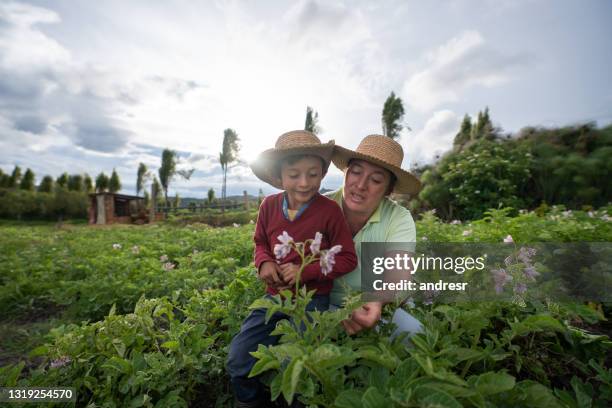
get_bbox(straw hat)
[250,130,335,190]
[332,134,421,195]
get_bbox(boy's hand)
[258,261,283,287]
[279,263,300,286]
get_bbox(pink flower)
[131,245,140,254]
[274,231,294,260]
[462,230,472,237]
[160,254,169,262]
[320,245,342,276]
[517,247,536,264]
[451,220,461,225]
[310,232,323,255]
[163,262,175,271]
[514,283,527,294]
[492,268,513,294]
[50,356,71,369]
[524,265,539,280]
[112,243,122,250]
[503,235,514,244]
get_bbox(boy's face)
[279,155,324,209]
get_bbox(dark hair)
[275,154,329,179]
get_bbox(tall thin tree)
[219,129,240,201]
[136,162,148,196]
[159,150,177,206]
[304,106,321,135]
[382,92,406,140]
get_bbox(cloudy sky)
[1,0,611,198]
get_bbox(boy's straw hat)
[250,130,335,190]
[332,134,422,195]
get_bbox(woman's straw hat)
[332,135,421,195]
[250,130,335,190]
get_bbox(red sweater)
[254,193,357,296]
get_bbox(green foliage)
[420,139,532,220]
[0,213,610,406]
[382,91,405,139]
[109,169,121,193]
[0,189,88,220]
[95,172,109,193]
[38,175,54,193]
[19,168,35,190]
[67,174,83,192]
[83,173,93,193]
[55,172,68,189]
[8,165,22,188]
[207,187,215,204]
[419,123,612,220]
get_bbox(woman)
[326,134,423,336]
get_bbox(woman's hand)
[342,302,383,335]
[278,263,300,286]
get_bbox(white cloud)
[408,110,460,166]
[402,30,528,113]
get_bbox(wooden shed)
[88,193,148,225]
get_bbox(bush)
[0,188,88,220]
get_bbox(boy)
[227,130,357,407]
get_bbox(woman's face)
[343,159,391,217]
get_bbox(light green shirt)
[326,188,417,306]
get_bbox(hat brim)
[250,141,335,190]
[332,145,422,195]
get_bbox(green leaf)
[249,355,280,377]
[335,389,364,408]
[29,345,49,357]
[470,371,515,396]
[281,357,304,404]
[0,362,25,387]
[308,344,356,370]
[102,356,133,374]
[570,376,593,408]
[362,386,388,408]
[160,340,179,351]
[414,385,463,408]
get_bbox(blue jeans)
[227,294,330,403]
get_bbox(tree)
[109,169,121,193]
[83,173,93,193]
[207,188,215,204]
[382,92,406,139]
[173,194,181,209]
[56,172,69,189]
[471,107,494,141]
[67,174,83,191]
[159,149,177,206]
[8,165,22,188]
[95,172,109,193]
[19,168,35,190]
[219,128,240,201]
[453,114,472,149]
[304,106,321,135]
[0,169,8,188]
[136,162,148,196]
[38,175,54,193]
[151,176,163,211]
